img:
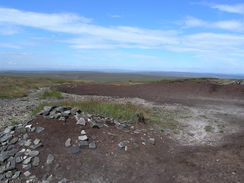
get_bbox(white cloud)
[110,14,122,18]
[184,17,244,32]
[211,3,244,14]
[0,43,22,49]
[0,7,244,66]
[0,7,178,49]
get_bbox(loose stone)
[65,138,71,147]
[76,117,86,126]
[46,154,54,164]
[79,141,88,147]
[67,147,80,154]
[78,135,88,141]
[23,157,32,164]
[35,127,45,133]
[29,150,39,157]
[12,171,21,179]
[32,157,40,167]
[80,130,86,135]
[148,138,156,145]
[33,138,41,145]
[89,142,96,149]
[24,171,31,177]
[5,171,12,178]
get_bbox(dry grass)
[0,76,70,98]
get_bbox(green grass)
[10,120,19,125]
[0,76,74,99]
[39,90,63,99]
[204,125,214,132]
[31,103,48,116]
[217,124,225,133]
[33,101,150,123]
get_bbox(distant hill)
[0,71,243,82]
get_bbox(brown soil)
[27,116,244,183]
[22,81,244,182]
[56,81,244,106]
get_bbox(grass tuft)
[39,90,63,99]
[34,101,149,123]
[204,125,214,132]
[10,120,19,126]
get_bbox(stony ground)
[0,81,244,183]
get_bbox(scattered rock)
[35,127,45,133]
[76,117,86,126]
[78,135,88,141]
[65,138,71,147]
[24,171,31,177]
[79,141,88,147]
[28,150,39,157]
[12,171,21,179]
[148,138,156,145]
[32,157,40,167]
[33,138,41,145]
[80,130,86,135]
[46,154,54,164]
[89,142,96,149]
[67,147,80,154]
[23,157,32,164]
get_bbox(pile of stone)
[0,124,43,182]
[39,105,135,130]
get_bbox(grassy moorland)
[0,76,71,98]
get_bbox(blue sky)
[0,0,244,74]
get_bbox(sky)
[0,0,244,74]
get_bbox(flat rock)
[23,164,31,170]
[12,171,21,179]
[32,157,40,167]
[80,130,86,135]
[148,138,156,145]
[35,127,45,133]
[65,138,71,147]
[24,139,32,147]
[46,154,54,164]
[29,150,39,157]
[5,171,12,178]
[76,117,86,126]
[3,126,14,134]
[79,141,88,147]
[67,147,80,154]
[24,171,31,177]
[23,157,32,164]
[33,138,41,145]
[0,134,12,142]
[89,142,96,149]
[78,135,88,141]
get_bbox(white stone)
[80,130,86,135]
[78,135,88,141]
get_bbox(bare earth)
[1,81,244,182]
[54,81,244,182]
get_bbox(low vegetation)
[204,125,214,132]
[0,76,71,98]
[33,101,150,123]
[39,90,63,99]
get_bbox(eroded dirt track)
[56,81,244,106]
